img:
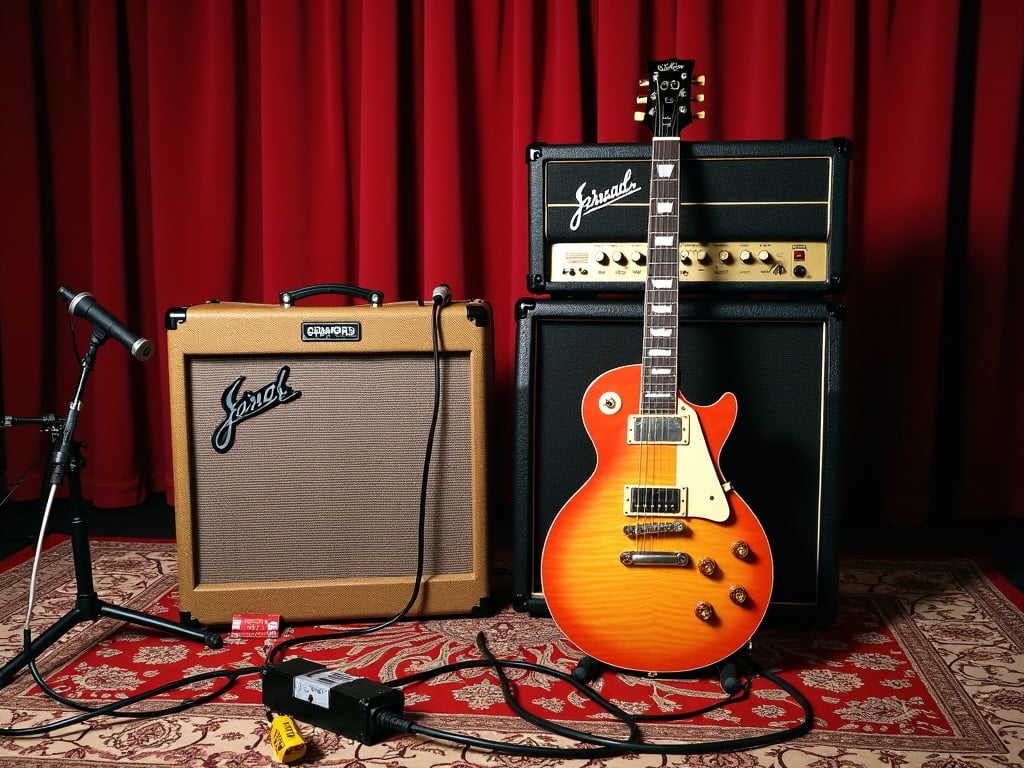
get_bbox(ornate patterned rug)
[0,537,1022,767]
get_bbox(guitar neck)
[640,136,682,416]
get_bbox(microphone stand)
[0,329,222,688]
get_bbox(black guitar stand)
[571,654,747,695]
[0,330,222,689]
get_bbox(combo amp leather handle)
[279,283,384,308]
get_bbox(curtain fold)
[1,0,1021,527]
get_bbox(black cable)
[380,633,814,758]
[266,297,446,668]
[21,626,262,719]
[386,636,644,747]
[0,628,262,737]
[473,632,641,750]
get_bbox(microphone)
[57,286,154,361]
[431,284,451,306]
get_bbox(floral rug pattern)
[0,539,1022,767]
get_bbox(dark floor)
[3,493,1024,596]
[1,494,179,558]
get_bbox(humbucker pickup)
[627,414,689,444]
[623,485,686,516]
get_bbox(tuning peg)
[638,78,650,88]
[695,110,706,120]
[633,111,646,122]
[694,74,706,86]
[636,95,648,105]
[693,93,705,102]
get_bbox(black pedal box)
[262,658,404,745]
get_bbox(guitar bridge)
[620,551,691,567]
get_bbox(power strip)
[262,658,404,745]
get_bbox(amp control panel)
[551,240,828,286]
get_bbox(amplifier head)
[527,139,851,295]
[166,300,492,624]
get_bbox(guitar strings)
[637,135,682,554]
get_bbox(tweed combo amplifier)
[511,297,843,627]
[526,139,851,295]
[165,286,492,625]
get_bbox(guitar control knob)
[718,250,731,263]
[698,557,718,577]
[740,250,753,263]
[696,250,710,263]
[595,251,610,266]
[680,250,692,264]
[730,540,751,560]
[612,251,628,266]
[729,585,749,605]
[757,250,771,263]
[631,250,646,265]
[695,601,715,622]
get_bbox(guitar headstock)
[635,58,705,138]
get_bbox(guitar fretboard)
[640,136,681,415]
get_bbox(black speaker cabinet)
[512,297,843,627]
[166,297,492,625]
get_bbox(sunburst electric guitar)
[540,58,774,675]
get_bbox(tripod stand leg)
[97,601,222,648]
[0,589,224,688]
[572,655,603,683]
[566,653,746,694]
[0,606,89,687]
[717,658,743,694]
[63,500,223,650]
[0,333,225,689]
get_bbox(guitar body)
[541,57,772,675]
[540,364,773,674]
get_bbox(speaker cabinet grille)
[167,300,491,625]
[512,298,843,626]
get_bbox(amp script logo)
[569,168,641,231]
[211,366,302,453]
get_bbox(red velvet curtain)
[1,0,1021,527]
